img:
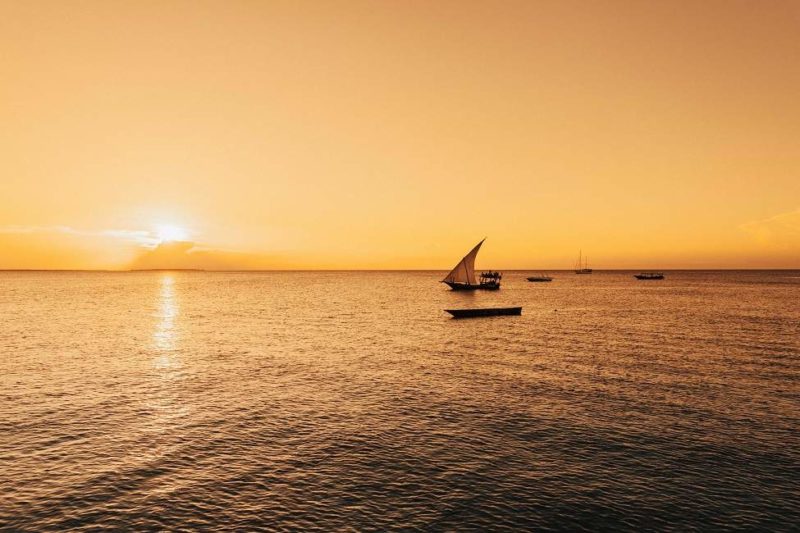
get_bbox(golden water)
[2,271,798,529]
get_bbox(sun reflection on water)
[153,273,180,368]
[145,273,188,461]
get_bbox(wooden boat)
[635,272,665,280]
[527,272,553,282]
[575,250,592,274]
[441,239,501,290]
[445,306,522,318]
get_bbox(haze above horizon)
[2,0,798,270]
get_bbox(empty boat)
[445,306,522,318]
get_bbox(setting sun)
[154,224,189,243]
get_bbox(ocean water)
[1,270,798,531]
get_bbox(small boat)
[527,272,553,282]
[635,272,665,280]
[575,250,592,274]
[445,306,522,318]
[441,239,501,290]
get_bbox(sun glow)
[154,224,189,243]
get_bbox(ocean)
[1,270,798,530]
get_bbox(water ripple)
[1,271,798,530]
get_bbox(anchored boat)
[445,307,522,318]
[575,250,592,274]
[441,239,501,290]
[527,273,553,282]
[635,272,665,280]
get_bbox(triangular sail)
[442,239,484,285]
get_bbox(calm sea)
[1,271,798,531]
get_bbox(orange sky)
[1,0,798,270]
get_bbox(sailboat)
[575,250,592,274]
[441,239,501,290]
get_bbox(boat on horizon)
[635,272,665,280]
[575,250,592,274]
[527,272,553,282]
[445,306,522,318]
[441,239,501,290]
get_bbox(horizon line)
[1,268,799,273]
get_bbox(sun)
[154,224,189,243]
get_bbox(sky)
[1,0,799,270]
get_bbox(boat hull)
[445,306,522,318]
[635,274,664,280]
[527,277,552,282]
[575,269,593,274]
[444,281,500,291]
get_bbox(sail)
[442,239,484,285]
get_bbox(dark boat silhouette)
[527,272,553,282]
[635,272,665,280]
[441,239,501,290]
[445,306,522,318]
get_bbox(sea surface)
[1,270,799,531]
